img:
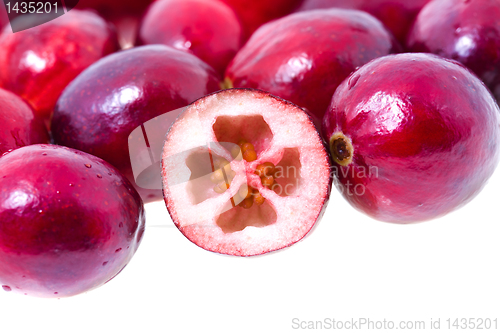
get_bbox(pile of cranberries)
[0,0,499,297]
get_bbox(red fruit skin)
[51,45,221,203]
[74,0,155,18]
[0,88,49,155]
[407,0,500,102]
[226,9,399,125]
[0,144,145,298]
[138,0,243,77]
[72,0,156,49]
[296,0,431,44]
[0,10,119,122]
[322,53,500,223]
[220,0,303,40]
[0,6,8,30]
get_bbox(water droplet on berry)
[115,248,122,253]
[102,261,108,266]
[84,164,91,168]
[97,174,102,179]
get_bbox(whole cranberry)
[322,53,500,223]
[296,0,432,44]
[0,88,48,155]
[226,9,399,125]
[0,9,119,123]
[407,0,500,102]
[138,0,243,77]
[0,144,145,298]
[51,45,221,203]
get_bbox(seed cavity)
[213,139,280,209]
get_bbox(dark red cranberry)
[322,53,500,223]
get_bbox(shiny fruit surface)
[322,53,500,223]
[0,144,145,298]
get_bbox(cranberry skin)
[0,7,8,29]
[0,10,119,123]
[220,0,303,40]
[74,0,154,17]
[0,144,145,298]
[0,88,48,155]
[226,9,399,124]
[138,0,243,77]
[296,0,431,44]
[407,0,500,102]
[51,45,221,203]
[322,53,500,223]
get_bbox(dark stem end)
[329,132,353,166]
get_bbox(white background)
[1,165,499,333]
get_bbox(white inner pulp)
[162,90,330,255]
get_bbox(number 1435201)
[6,2,59,14]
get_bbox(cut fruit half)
[161,89,332,256]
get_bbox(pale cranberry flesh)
[162,89,332,256]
